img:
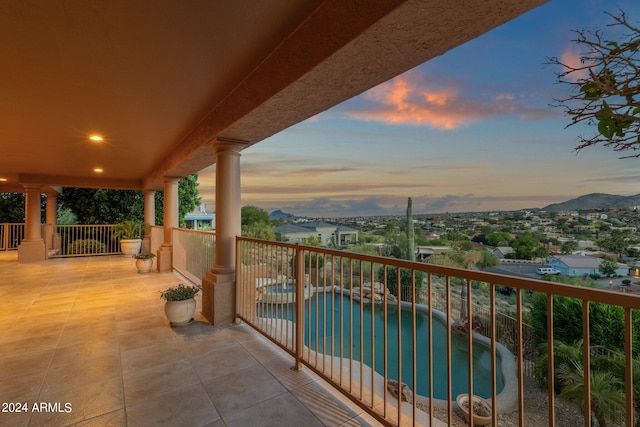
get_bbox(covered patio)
[0,0,547,324]
[0,252,380,426]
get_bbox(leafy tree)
[596,230,630,258]
[476,249,500,269]
[57,208,77,224]
[511,233,540,259]
[534,246,550,261]
[0,193,27,222]
[154,173,201,227]
[529,292,629,354]
[241,205,274,239]
[548,10,640,157]
[60,188,143,224]
[562,240,578,254]
[58,173,200,227]
[377,266,424,301]
[598,257,618,276]
[241,205,270,226]
[486,231,511,247]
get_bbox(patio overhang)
[0,0,548,193]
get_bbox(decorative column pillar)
[157,178,179,272]
[202,138,247,325]
[143,190,156,253]
[18,184,46,263]
[44,189,59,254]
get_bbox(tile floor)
[0,252,381,426]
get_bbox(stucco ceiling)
[0,0,547,194]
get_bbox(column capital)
[22,183,43,192]
[162,176,181,184]
[209,137,249,155]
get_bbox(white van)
[537,267,560,275]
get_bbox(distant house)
[491,247,514,259]
[549,254,628,277]
[273,221,358,246]
[184,203,215,230]
[416,246,452,261]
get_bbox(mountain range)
[542,193,640,212]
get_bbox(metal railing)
[235,237,640,427]
[0,223,24,250]
[51,224,121,257]
[172,228,215,285]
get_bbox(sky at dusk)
[199,0,640,218]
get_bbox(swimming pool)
[265,290,504,400]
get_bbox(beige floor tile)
[0,349,54,379]
[120,337,185,373]
[31,377,124,426]
[188,342,258,382]
[0,370,46,403]
[0,253,384,427]
[223,393,324,427]
[203,364,287,417]
[122,359,200,406]
[41,354,121,395]
[126,383,220,427]
[50,340,120,366]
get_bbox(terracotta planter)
[164,298,196,326]
[135,258,154,273]
[456,394,492,426]
[120,239,142,255]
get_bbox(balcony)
[4,228,638,426]
[0,250,380,426]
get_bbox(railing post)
[295,243,305,370]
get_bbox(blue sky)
[200,0,640,217]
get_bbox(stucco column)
[143,190,155,253]
[18,184,46,262]
[157,178,179,272]
[44,189,59,253]
[202,138,247,325]
[144,190,156,228]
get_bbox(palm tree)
[535,339,583,393]
[593,354,640,427]
[558,360,625,427]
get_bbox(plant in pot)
[456,394,492,426]
[133,251,155,273]
[113,220,149,255]
[160,284,200,326]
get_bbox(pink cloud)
[560,46,588,81]
[342,69,537,130]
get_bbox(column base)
[18,240,46,263]
[157,245,173,272]
[202,269,236,325]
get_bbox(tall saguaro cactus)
[406,197,415,262]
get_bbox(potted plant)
[456,394,492,426]
[113,220,149,255]
[133,252,155,273]
[160,284,200,326]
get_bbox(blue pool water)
[264,291,503,400]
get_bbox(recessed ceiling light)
[89,135,103,142]
[0,178,7,182]
[93,168,103,173]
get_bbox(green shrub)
[69,239,107,254]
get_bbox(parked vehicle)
[537,267,560,275]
